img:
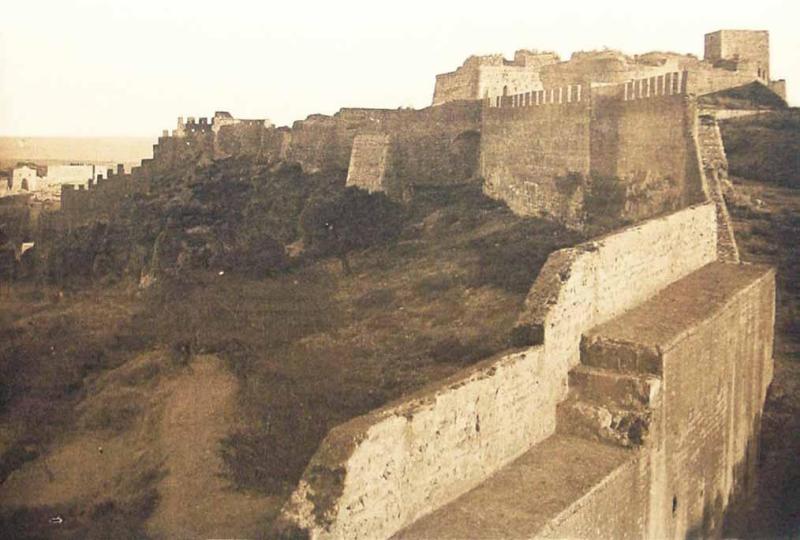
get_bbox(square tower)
[704,30,770,81]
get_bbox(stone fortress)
[61,29,786,236]
[433,29,784,104]
[56,30,784,538]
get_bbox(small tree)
[300,187,405,274]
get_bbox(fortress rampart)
[278,202,774,539]
[57,29,787,233]
[60,166,149,227]
[480,74,709,229]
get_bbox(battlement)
[171,111,273,139]
[487,84,584,108]
[623,70,689,100]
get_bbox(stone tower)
[704,30,770,81]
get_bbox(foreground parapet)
[278,202,775,539]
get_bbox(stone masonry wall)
[591,78,706,222]
[658,269,774,538]
[278,203,719,539]
[433,66,481,105]
[60,172,149,227]
[482,76,709,228]
[345,133,393,193]
[545,263,775,539]
[516,203,717,388]
[341,102,483,194]
[475,65,544,101]
[481,87,591,228]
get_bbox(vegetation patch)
[720,109,800,189]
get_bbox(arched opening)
[21,178,29,191]
[502,85,509,96]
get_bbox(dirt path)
[146,354,280,539]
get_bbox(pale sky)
[1,0,798,136]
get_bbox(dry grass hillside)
[720,109,800,189]
[0,185,583,538]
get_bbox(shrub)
[584,174,627,231]
[300,187,406,274]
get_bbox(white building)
[1,163,107,200]
[9,165,43,193]
[45,164,103,189]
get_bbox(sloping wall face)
[481,98,591,228]
[591,89,706,222]
[658,271,774,538]
[516,203,717,379]
[346,133,393,193]
[278,203,719,539]
[481,80,707,229]
[544,265,775,539]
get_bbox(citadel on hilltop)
[433,29,785,104]
[61,29,787,238]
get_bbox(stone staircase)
[556,363,661,448]
[697,114,740,263]
[395,261,773,539]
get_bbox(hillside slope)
[720,109,800,189]
[0,181,583,537]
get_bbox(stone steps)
[393,434,633,540]
[556,393,654,447]
[567,365,660,410]
[394,262,773,539]
[557,362,661,448]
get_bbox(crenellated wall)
[480,75,709,228]
[481,85,590,228]
[60,168,149,227]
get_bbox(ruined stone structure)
[61,30,787,233]
[434,30,786,105]
[278,203,774,539]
